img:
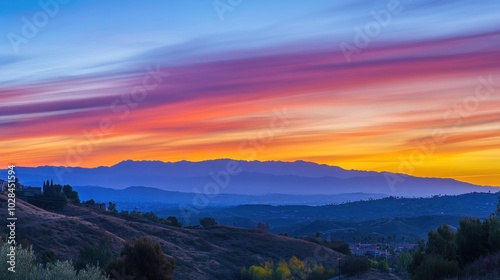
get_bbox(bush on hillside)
[200,217,217,227]
[240,256,335,280]
[166,216,182,228]
[412,255,459,280]
[75,239,114,270]
[340,256,371,276]
[106,237,175,280]
[0,242,107,280]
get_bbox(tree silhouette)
[108,202,118,215]
[199,217,217,227]
[106,237,175,280]
[166,216,182,228]
[63,185,80,204]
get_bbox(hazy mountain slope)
[3,159,495,196]
[173,192,499,236]
[273,215,463,240]
[193,192,499,223]
[72,185,387,206]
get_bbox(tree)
[199,217,217,227]
[456,218,489,265]
[42,180,56,197]
[166,216,182,228]
[396,250,412,272]
[274,261,292,280]
[85,199,95,206]
[33,181,68,210]
[288,256,306,278]
[108,202,118,215]
[412,255,459,280]
[247,265,273,280]
[426,224,457,261]
[63,185,80,204]
[106,237,175,280]
[377,259,390,272]
[485,216,500,254]
[75,239,113,270]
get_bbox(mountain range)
[3,159,496,197]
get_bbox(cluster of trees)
[200,217,217,227]
[107,205,183,228]
[74,240,114,271]
[408,216,500,279]
[0,237,175,280]
[105,202,224,229]
[0,242,107,280]
[369,258,390,273]
[240,256,335,280]
[32,180,80,210]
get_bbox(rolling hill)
[0,194,344,280]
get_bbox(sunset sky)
[1,0,499,186]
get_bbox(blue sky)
[2,0,499,85]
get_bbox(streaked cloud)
[1,0,499,186]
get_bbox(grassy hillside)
[0,194,344,280]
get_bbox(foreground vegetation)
[239,256,336,280]
[0,237,175,280]
[408,194,500,279]
[0,242,107,280]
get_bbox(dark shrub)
[75,240,113,270]
[106,237,175,280]
[462,251,500,278]
[166,216,182,228]
[200,217,217,227]
[340,256,370,276]
[412,255,459,280]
